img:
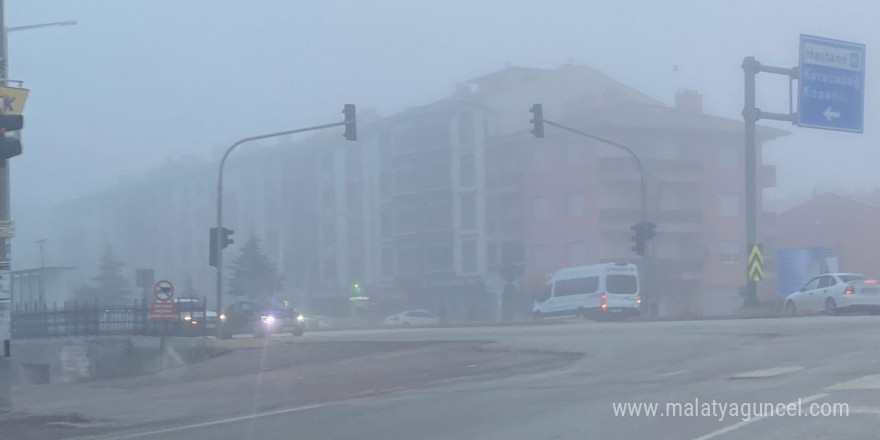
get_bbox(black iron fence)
[12,298,211,339]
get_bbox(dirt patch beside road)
[10,339,582,439]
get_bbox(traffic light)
[630,221,657,257]
[209,226,235,267]
[631,223,646,257]
[221,227,234,249]
[0,114,23,160]
[645,222,656,240]
[529,104,544,138]
[343,104,357,141]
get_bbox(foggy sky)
[7,0,880,267]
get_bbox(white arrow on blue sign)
[797,34,866,133]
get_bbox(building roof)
[780,192,880,218]
[564,100,789,139]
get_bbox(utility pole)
[0,3,75,408]
[0,0,11,409]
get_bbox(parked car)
[784,273,880,315]
[383,310,440,327]
[217,299,305,339]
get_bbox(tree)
[74,245,131,305]
[227,236,279,299]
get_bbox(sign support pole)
[741,57,797,307]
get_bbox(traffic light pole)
[0,0,9,409]
[740,57,797,308]
[539,118,655,313]
[214,117,354,318]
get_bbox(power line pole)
[0,0,10,409]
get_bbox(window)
[423,203,452,230]
[803,277,821,291]
[426,246,453,271]
[567,193,585,216]
[606,275,638,294]
[538,284,552,302]
[395,209,417,233]
[554,277,599,296]
[381,248,394,277]
[395,167,418,193]
[381,208,392,238]
[423,164,451,190]
[534,197,549,220]
[721,239,741,263]
[461,193,476,229]
[532,149,547,172]
[568,242,587,266]
[380,171,392,197]
[718,145,738,167]
[533,245,549,269]
[566,144,585,166]
[487,243,498,268]
[397,247,418,273]
[462,240,477,273]
[459,112,475,146]
[719,193,740,216]
[460,154,476,187]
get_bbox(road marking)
[691,393,828,440]
[728,366,803,379]
[656,370,687,378]
[79,403,330,440]
[826,374,880,390]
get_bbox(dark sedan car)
[217,299,305,339]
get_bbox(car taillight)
[844,285,854,295]
[600,293,607,310]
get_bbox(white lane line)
[728,366,803,379]
[656,370,688,378]
[691,393,828,440]
[826,374,880,390]
[80,403,330,440]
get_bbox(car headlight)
[219,313,226,322]
[183,314,192,321]
[296,315,305,322]
[261,315,276,324]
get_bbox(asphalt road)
[18,315,880,439]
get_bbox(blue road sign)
[797,34,866,133]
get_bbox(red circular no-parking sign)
[153,280,174,301]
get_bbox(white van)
[532,263,641,320]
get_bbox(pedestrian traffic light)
[529,104,544,138]
[0,114,23,160]
[343,104,357,141]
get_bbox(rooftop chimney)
[675,89,703,113]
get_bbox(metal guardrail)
[11,298,210,339]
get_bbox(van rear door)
[604,273,639,309]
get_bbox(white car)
[383,310,440,327]
[784,273,880,315]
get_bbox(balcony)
[598,158,704,175]
[598,208,703,224]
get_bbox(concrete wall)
[12,336,208,385]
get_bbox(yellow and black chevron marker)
[748,243,764,281]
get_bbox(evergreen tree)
[75,245,130,305]
[226,236,279,299]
